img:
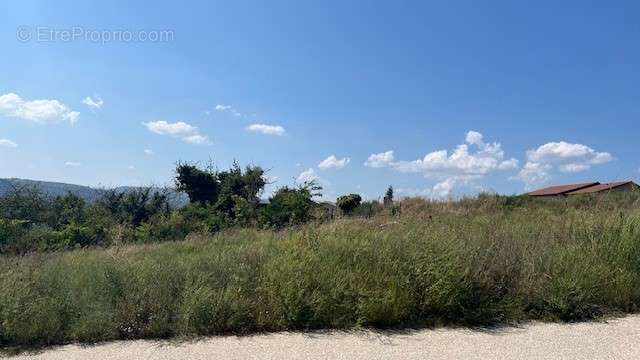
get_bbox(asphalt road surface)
[9,315,640,359]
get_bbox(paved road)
[9,315,640,359]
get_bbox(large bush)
[336,194,362,215]
[261,182,321,228]
[93,188,171,227]
[175,161,265,212]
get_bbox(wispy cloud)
[297,168,318,183]
[142,120,210,145]
[0,139,17,148]
[144,149,154,155]
[0,92,79,124]
[247,123,286,136]
[296,167,329,185]
[65,161,81,167]
[213,104,242,117]
[82,96,104,109]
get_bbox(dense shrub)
[94,188,171,227]
[0,186,175,254]
[0,219,29,252]
[260,182,321,228]
[336,194,362,215]
[350,200,381,218]
[0,187,52,224]
[175,161,265,211]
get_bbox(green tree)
[383,185,394,206]
[174,161,266,221]
[0,186,50,223]
[214,161,266,219]
[261,181,322,228]
[175,161,220,204]
[50,192,86,229]
[336,194,362,215]
[94,187,170,226]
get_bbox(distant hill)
[0,178,189,207]
[0,178,102,201]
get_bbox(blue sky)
[1,1,639,200]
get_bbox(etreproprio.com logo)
[16,26,175,44]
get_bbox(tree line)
[0,160,390,254]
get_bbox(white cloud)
[364,150,394,168]
[297,168,319,183]
[514,141,613,188]
[144,149,154,155]
[247,123,286,136]
[433,178,456,198]
[0,92,79,124]
[295,168,331,188]
[144,120,196,136]
[465,130,484,147]
[128,165,135,170]
[65,161,81,167]
[318,155,350,170]
[214,104,241,117]
[396,176,473,199]
[182,134,210,145]
[366,132,517,197]
[396,187,432,198]
[498,158,519,170]
[526,141,612,166]
[82,96,104,109]
[513,162,551,188]
[558,163,590,173]
[0,139,17,148]
[142,120,210,145]
[389,131,518,176]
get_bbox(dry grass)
[2,194,640,348]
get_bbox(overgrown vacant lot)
[2,196,640,348]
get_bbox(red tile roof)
[566,181,633,195]
[527,182,600,196]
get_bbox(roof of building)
[566,181,634,195]
[527,182,600,196]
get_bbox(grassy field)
[2,195,640,348]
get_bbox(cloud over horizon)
[297,168,319,183]
[390,131,518,176]
[366,131,518,197]
[514,141,613,188]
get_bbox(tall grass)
[2,195,640,348]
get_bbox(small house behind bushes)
[528,181,639,197]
